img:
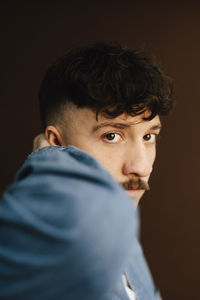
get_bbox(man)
[0,42,174,299]
[38,42,173,205]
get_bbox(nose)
[122,143,153,178]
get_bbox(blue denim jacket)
[0,146,160,300]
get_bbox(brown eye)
[103,133,121,143]
[106,133,116,140]
[144,134,151,141]
[143,134,156,143]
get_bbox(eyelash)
[102,132,122,143]
[102,132,160,144]
[143,133,157,143]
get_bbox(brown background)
[0,1,200,299]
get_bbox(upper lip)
[121,178,150,191]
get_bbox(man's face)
[59,106,161,205]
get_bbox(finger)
[33,134,50,151]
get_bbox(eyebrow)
[92,122,162,132]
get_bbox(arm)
[0,146,138,300]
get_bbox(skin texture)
[45,104,161,205]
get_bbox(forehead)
[63,105,161,132]
[92,116,161,137]
[95,111,161,129]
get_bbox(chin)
[125,190,144,206]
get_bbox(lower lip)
[125,190,142,197]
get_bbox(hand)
[33,134,50,151]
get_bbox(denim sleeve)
[0,146,139,300]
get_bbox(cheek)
[62,130,124,179]
[89,149,122,178]
[149,146,156,164]
[148,147,157,177]
[100,157,119,175]
[152,148,157,164]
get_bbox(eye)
[143,133,157,143]
[102,133,122,143]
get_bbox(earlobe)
[45,126,64,146]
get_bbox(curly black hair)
[39,42,174,128]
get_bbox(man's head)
[39,42,174,204]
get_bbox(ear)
[45,125,64,146]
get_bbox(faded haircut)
[39,42,174,128]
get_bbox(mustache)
[121,177,150,191]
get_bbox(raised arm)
[0,146,138,300]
